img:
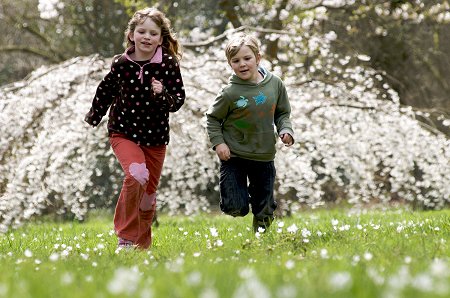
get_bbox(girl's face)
[229,45,261,83]
[129,18,162,60]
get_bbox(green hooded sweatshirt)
[206,67,294,161]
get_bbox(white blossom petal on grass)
[285,260,295,270]
[186,271,202,286]
[287,224,298,234]
[85,275,93,282]
[404,256,412,264]
[387,266,410,291]
[276,284,297,298]
[0,284,8,297]
[320,249,329,259]
[328,271,352,291]
[411,273,434,292]
[429,259,448,277]
[367,267,385,286]
[60,272,74,285]
[49,253,59,262]
[107,266,141,295]
[24,249,33,258]
[140,288,154,298]
[364,252,373,261]
[199,287,219,298]
[209,227,218,237]
[233,269,271,298]
[165,257,185,273]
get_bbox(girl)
[206,33,294,233]
[85,7,185,249]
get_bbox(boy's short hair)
[225,33,261,63]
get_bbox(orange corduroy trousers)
[109,133,166,249]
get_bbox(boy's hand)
[280,133,293,147]
[215,143,231,161]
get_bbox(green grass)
[0,208,449,298]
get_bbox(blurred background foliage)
[0,0,448,135]
[1,1,449,227]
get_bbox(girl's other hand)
[215,143,231,161]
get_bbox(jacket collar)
[124,46,163,64]
[123,46,163,84]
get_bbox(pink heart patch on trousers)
[129,162,149,185]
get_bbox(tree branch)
[305,104,376,117]
[181,25,296,48]
[0,46,60,63]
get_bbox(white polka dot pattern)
[85,49,185,146]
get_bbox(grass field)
[0,208,449,298]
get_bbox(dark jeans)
[219,157,277,221]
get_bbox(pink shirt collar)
[124,46,163,84]
[124,46,162,64]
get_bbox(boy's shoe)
[252,216,273,233]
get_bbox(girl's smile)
[129,18,162,61]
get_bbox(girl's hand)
[280,133,294,147]
[151,77,163,95]
[215,143,231,161]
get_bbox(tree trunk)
[219,0,242,28]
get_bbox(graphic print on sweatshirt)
[234,92,269,109]
[234,96,249,108]
[232,91,275,130]
[253,91,267,105]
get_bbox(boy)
[206,33,294,232]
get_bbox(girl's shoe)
[118,237,135,249]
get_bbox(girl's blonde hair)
[125,7,182,60]
[225,33,261,63]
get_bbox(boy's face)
[229,45,261,83]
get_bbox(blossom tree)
[0,0,449,232]
[1,38,449,232]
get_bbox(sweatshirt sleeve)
[206,89,229,149]
[274,80,295,140]
[153,56,185,112]
[84,57,120,127]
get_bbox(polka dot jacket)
[85,46,185,146]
